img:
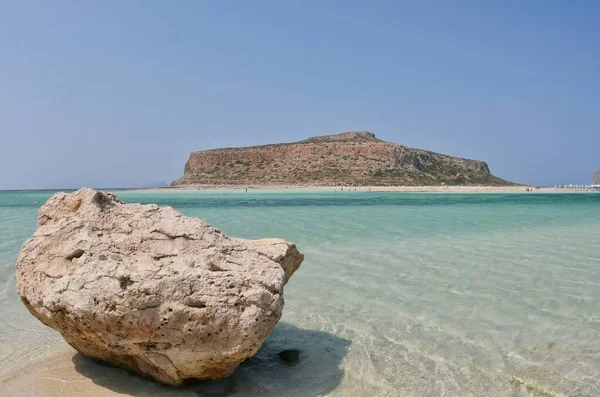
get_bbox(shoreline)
[126,185,600,194]
[0,346,206,396]
[0,342,70,384]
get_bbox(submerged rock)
[277,349,300,363]
[16,188,303,385]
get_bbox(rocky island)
[172,131,512,187]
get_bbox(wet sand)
[0,347,211,397]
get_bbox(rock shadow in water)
[72,322,351,397]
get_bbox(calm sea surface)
[1,190,599,396]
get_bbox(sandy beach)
[0,346,237,397]
[136,184,599,194]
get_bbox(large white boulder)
[16,188,303,385]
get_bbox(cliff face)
[172,131,511,186]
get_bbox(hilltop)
[171,131,512,186]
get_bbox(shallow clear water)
[1,190,599,396]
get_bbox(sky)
[1,1,598,189]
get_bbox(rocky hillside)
[172,131,512,186]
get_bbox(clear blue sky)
[1,1,598,189]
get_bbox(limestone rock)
[16,188,303,385]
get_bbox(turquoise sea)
[1,190,599,396]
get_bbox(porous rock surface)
[16,188,303,385]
